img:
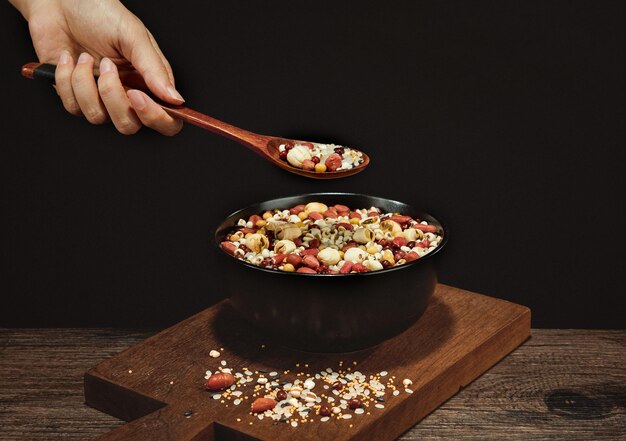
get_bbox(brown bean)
[205,372,235,390]
[339,261,353,274]
[325,153,343,171]
[352,263,367,273]
[414,224,438,233]
[251,397,277,413]
[390,215,412,224]
[220,242,237,256]
[289,204,305,215]
[297,267,317,274]
[286,254,302,267]
[302,255,320,269]
[405,252,420,262]
[302,159,316,171]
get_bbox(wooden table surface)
[0,329,624,440]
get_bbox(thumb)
[122,26,184,105]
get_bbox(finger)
[98,58,142,135]
[54,50,82,116]
[127,89,183,136]
[71,53,109,125]
[148,30,175,85]
[121,21,184,105]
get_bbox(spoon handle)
[20,62,269,149]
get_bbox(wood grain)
[1,329,624,440]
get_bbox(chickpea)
[256,219,267,228]
[262,211,272,220]
[282,263,295,272]
[350,217,360,225]
[298,211,308,220]
[315,163,327,173]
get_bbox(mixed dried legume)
[220,202,442,274]
[203,349,415,426]
[278,142,364,173]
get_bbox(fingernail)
[77,53,91,64]
[59,51,70,65]
[100,58,114,74]
[167,85,185,103]
[127,90,147,111]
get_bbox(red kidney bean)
[302,159,316,171]
[294,237,303,246]
[394,251,406,261]
[239,244,251,253]
[301,248,319,257]
[274,253,287,265]
[309,239,321,248]
[406,241,416,248]
[297,267,317,274]
[279,150,288,160]
[311,156,320,164]
[302,255,320,269]
[405,252,420,262]
[340,261,353,273]
[319,406,331,416]
[301,142,314,149]
[261,257,273,266]
[308,212,323,220]
[333,147,345,155]
[382,260,392,269]
[289,204,305,215]
[325,153,343,171]
[220,242,237,256]
[348,398,361,409]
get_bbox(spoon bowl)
[21,62,370,179]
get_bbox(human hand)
[10,0,183,135]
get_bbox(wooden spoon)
[21,62,369,179]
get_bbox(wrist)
[9,0,60,20]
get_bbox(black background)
[1,1,624,328]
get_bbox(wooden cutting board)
[85,284,530,441]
